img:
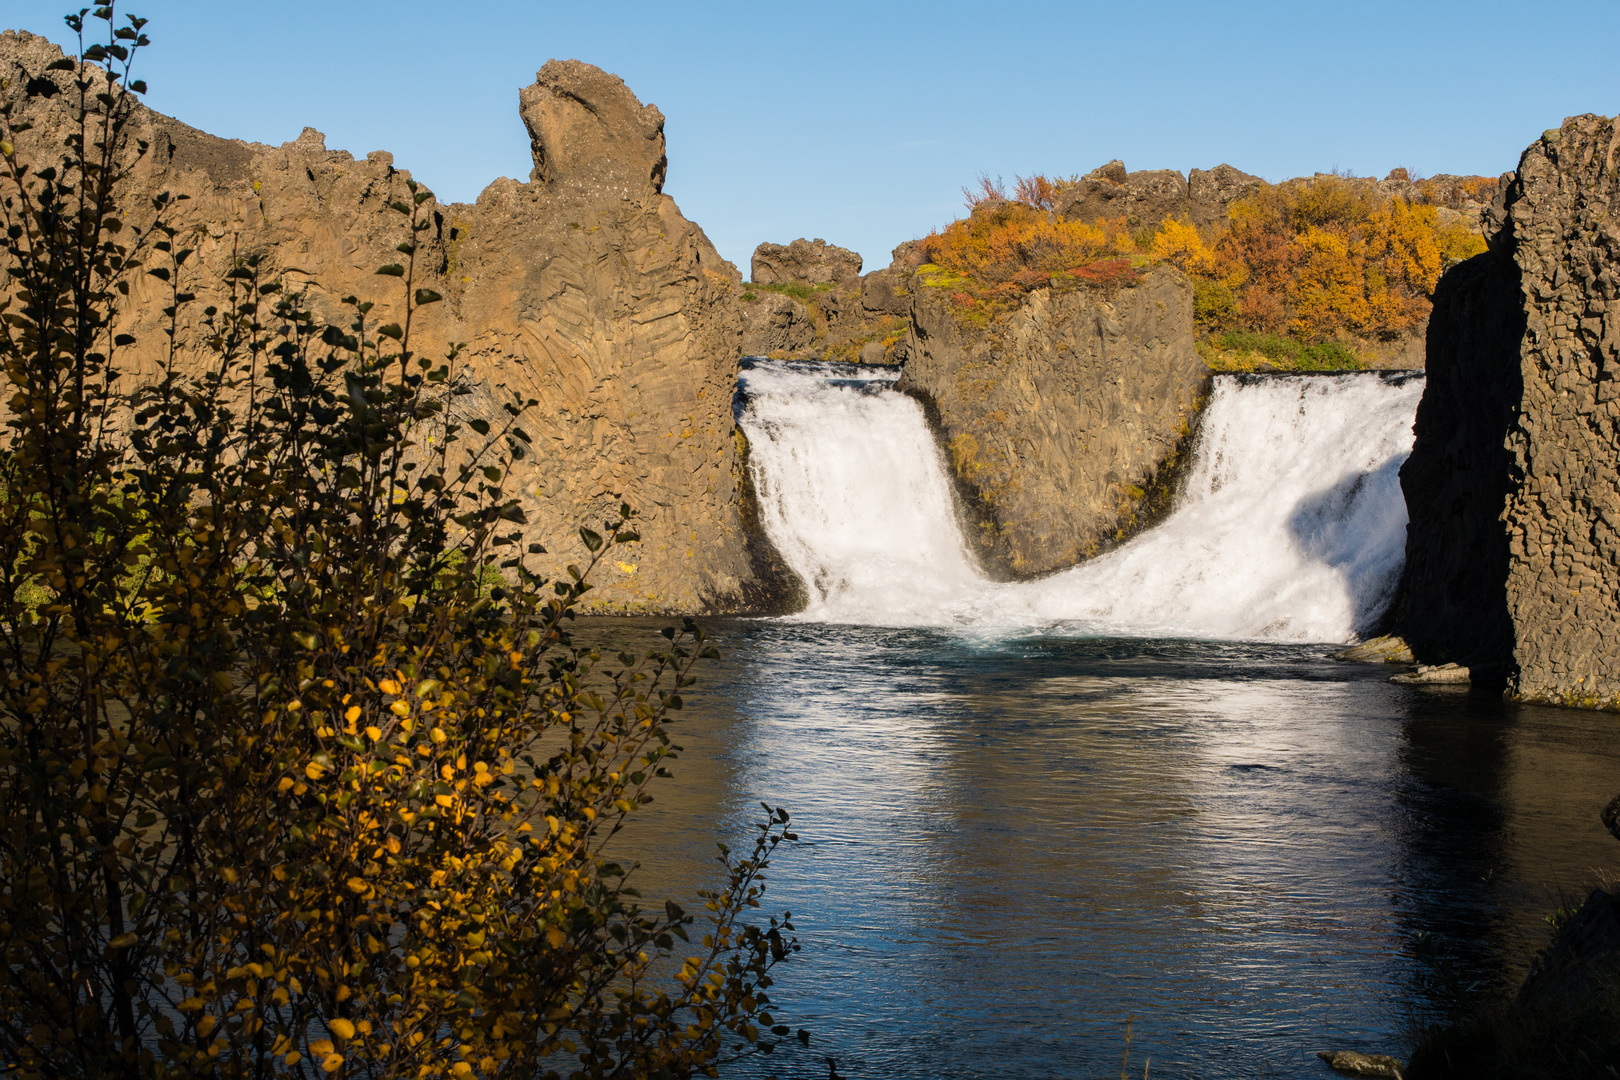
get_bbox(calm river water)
[577,618,1620,1080]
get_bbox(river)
[577,362,1619,1078]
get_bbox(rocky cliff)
[2,32,783,613]
[738,239,911,365]
[1398,114,1620,706]
[896,265,1203,578]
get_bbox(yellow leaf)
[305,763,324,780]
[379,679,400,695]
[329,1018,355,1041]
[430,727,447,745]
[545,926,567,948]
[451,1063,472,1078]
[435,794,453,808]
[390,700,410,717]
[277,776,295,793]
[364,726,382,742]
[344,706,361,723]
[310,1039,335,1056]
[346,876,369,894]
[284,1052,302,1066]
[321,1052,344,1073]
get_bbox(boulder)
[896,265,1204,578]
[860,269,909,316]
[750,238,862,285]
[1054,160,1188,227]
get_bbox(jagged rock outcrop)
[1398,113,1620,706]
[750,238,861,285]
[2,32,775,613]
[1057,159,1266,229]
[738,239,908,363]
[896,265,1203,578]
[1056,158,1492,236]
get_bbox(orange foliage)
[1014,173,1074,211]
[920,201,1136,295]
[1165,175,1487,341]
[921,168,1488,341]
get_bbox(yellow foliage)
[1149,217,1219,276]
[0,18,801,1080]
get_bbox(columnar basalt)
[2,33,779,613]
[896,265,1204,578]
[1399,114,1620,705]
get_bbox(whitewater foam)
[736,360,1424,642]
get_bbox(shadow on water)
[570,618,1620,1080]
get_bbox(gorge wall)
[2,32,783,614]
[896,265,1203,579]
[1399,113,1620,706]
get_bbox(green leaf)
[468,418,490,435]
[377,324,404,341]
[580,528,603,553]
[414,288,442,305]
[375,264,406,277]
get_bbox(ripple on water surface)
[577,619,1620,1079]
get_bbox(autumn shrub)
[918,200,1139,323]
[0,9,797,1080]
[924,162,1489,353]
[1191,177,1487,344]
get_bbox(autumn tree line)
[917,169,1492,367]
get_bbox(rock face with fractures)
[1399,113,1620,705]
[2,33,779,613]
[896,265,1204,578]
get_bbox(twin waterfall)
[737,360,1425,642]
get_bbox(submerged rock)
[1333,635,1416,663]
[1390,662,1471,685]
[1317,1050,1406,1079]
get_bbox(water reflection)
[576,619,1620,1079]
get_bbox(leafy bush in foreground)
[0,8,796,1079]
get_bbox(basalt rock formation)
[738,240,911,364]
[2,32,784,613]
[750,238,861,285]
[896,265,1203,578]
[1398,113,1620,706]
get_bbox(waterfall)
[737,359,1424,642]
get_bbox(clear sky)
[8,1,1619,274]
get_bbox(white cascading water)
[737,359,1425,642]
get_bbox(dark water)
[574,619,1620,1080]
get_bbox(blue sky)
[8,1,1619,273]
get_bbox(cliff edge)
[1,32,776,613]
[1399,113,1620,705]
